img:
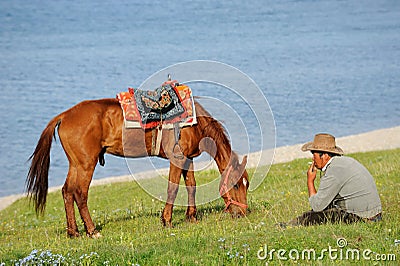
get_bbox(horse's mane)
[194,100,233,167]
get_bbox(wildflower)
[218,238,226,249]
[227,251,235,259]
[15,250,66,265]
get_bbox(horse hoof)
[166,223,173,228]
[68,231,80,238]
[161,218,173,228]
[88,231,102,239]
[186,216,198,223]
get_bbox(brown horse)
[26,98,249,237]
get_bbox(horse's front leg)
[183,160,197,222]
[161,162,182,227]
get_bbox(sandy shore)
[1,126,399,211]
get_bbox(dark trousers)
[289,208,364,226]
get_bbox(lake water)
[1,0,399,197]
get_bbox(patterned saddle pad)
[117,81,196,129]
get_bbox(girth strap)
[151,126,163,156]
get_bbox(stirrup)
[172,122,184,159]
[173,143,184,159]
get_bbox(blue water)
[1,0,399,197]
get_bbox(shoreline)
[1,126,399,211]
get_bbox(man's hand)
[307,161,317,197]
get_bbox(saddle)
[117,80,196,129]
[117,80,197,158]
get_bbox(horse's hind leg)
[62,167,80,237]
[74,166,100,238]
[62,164,100,238]
[183,160,197,222]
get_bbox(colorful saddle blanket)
[117,81,197,129]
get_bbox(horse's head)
[219,154,249,217]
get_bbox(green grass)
[1,149,399,265]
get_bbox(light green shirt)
[309,156,382,218]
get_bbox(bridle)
[219,166,248,212]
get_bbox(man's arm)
[307,161,317,197]
[308,168,342,212]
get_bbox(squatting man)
[284,133,382,226]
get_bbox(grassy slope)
[1,149,399,265]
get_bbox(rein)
[219,166,248,212]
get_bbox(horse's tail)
[26,114,63,214]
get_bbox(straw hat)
[301,133,344,155]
